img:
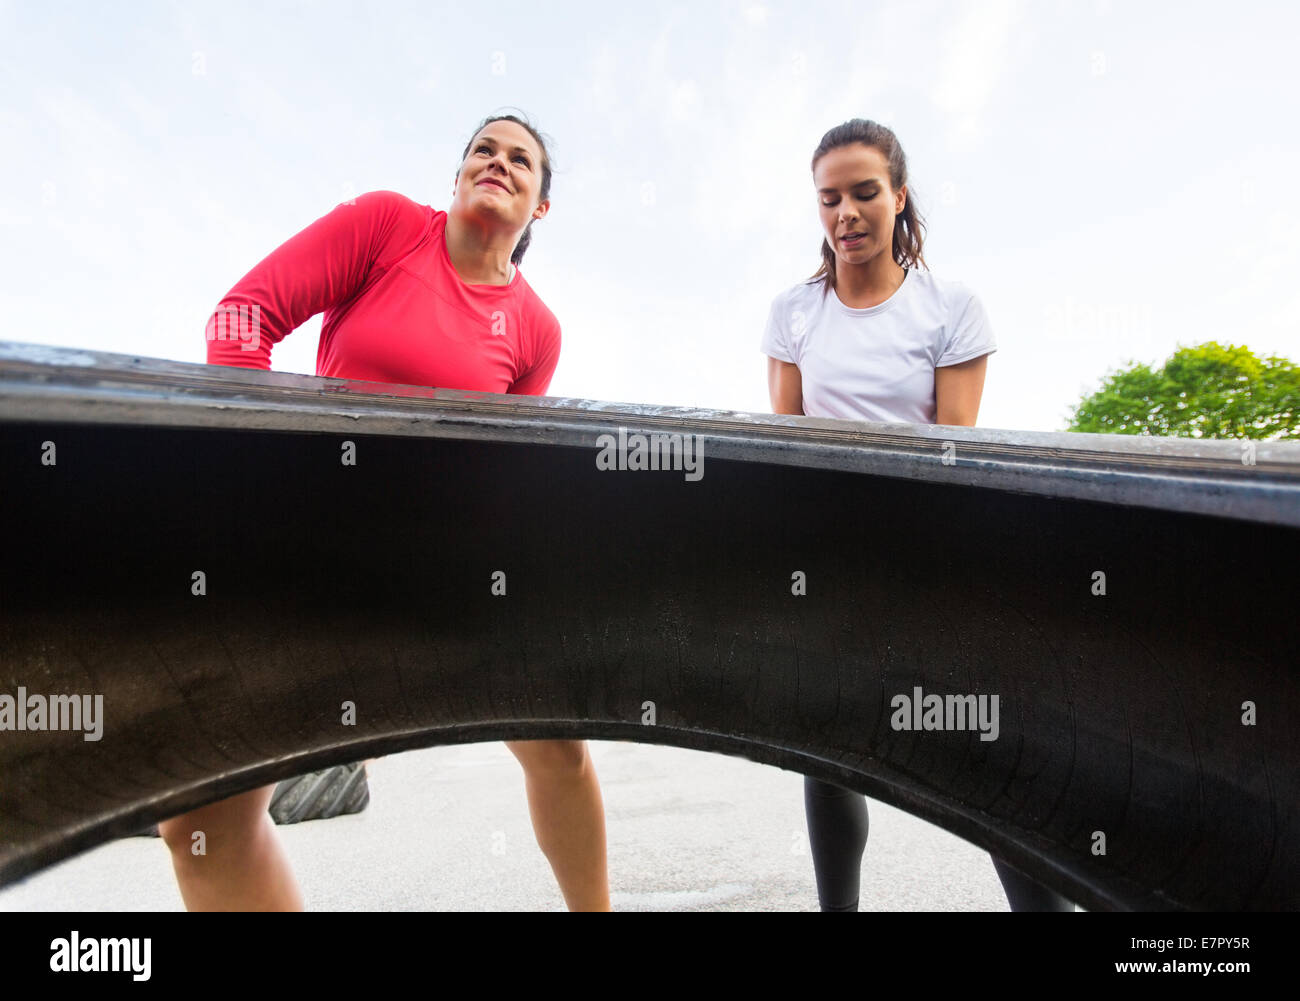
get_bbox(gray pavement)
[0,741,1031,911]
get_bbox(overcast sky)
[2,0,1298,433]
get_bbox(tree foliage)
[1066,342,1300,439]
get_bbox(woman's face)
[452,120,549,234]
[813,143,906,270]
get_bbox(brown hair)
[459,112,554,266]
[808,119,927,294]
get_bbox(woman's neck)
[444,211,516,285]
[834,255,906,308]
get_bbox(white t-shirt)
[761,268,997,424]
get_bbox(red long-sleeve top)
[204,190,561,395]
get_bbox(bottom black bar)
[0,911,1280,988]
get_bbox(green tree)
[1066,342,1300,440]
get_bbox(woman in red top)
[166,114,611,911]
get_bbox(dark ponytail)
[808,119,927,294]
[459,112,554,267]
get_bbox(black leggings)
[804,777,1074,911]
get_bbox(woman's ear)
[532,198,551,221]
[895,184,907,215]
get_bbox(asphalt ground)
[0,740,1040,911]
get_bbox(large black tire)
[2,343,1298,909]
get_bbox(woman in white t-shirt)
[762,118,1072,912]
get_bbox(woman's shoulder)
[347,190,438,236]
[769,276,827,311]
[907,268,982,309]
[351,189,431,214]
[514,273,561,331]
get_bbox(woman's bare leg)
[157,784,303,911]
[505,740,611,911]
